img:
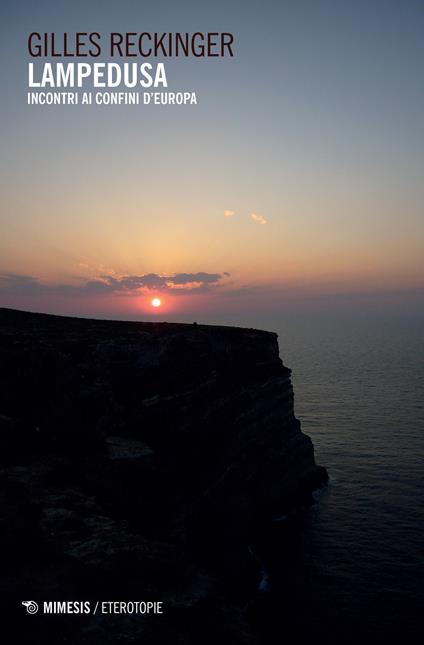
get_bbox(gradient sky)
[1,0,423,320]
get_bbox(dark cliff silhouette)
[0,308,327,643]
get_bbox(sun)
[151,297,161,308]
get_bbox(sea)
[269,313,424,642]
[198,311,423,640]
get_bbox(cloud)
[0,273,39,292]
[0,271,230,297]
[223,210,268,224]
[251,212,267,225]
[170,272,222,285]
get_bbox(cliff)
[0,308,327,644]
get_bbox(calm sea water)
[275,314,424,640]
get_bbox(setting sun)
[151,297,161,308]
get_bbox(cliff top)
[0,306,277,342]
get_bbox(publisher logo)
[22,600,39,614]
[20,599,164,615]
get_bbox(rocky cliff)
[0,308,327,644]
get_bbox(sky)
[1,0,423,322]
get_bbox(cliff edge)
[0,308,327,644]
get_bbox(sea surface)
[273,314,424,640]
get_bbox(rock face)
[0,308,327,644]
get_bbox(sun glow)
[151,297,161,308]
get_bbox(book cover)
[1,1,423,643]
